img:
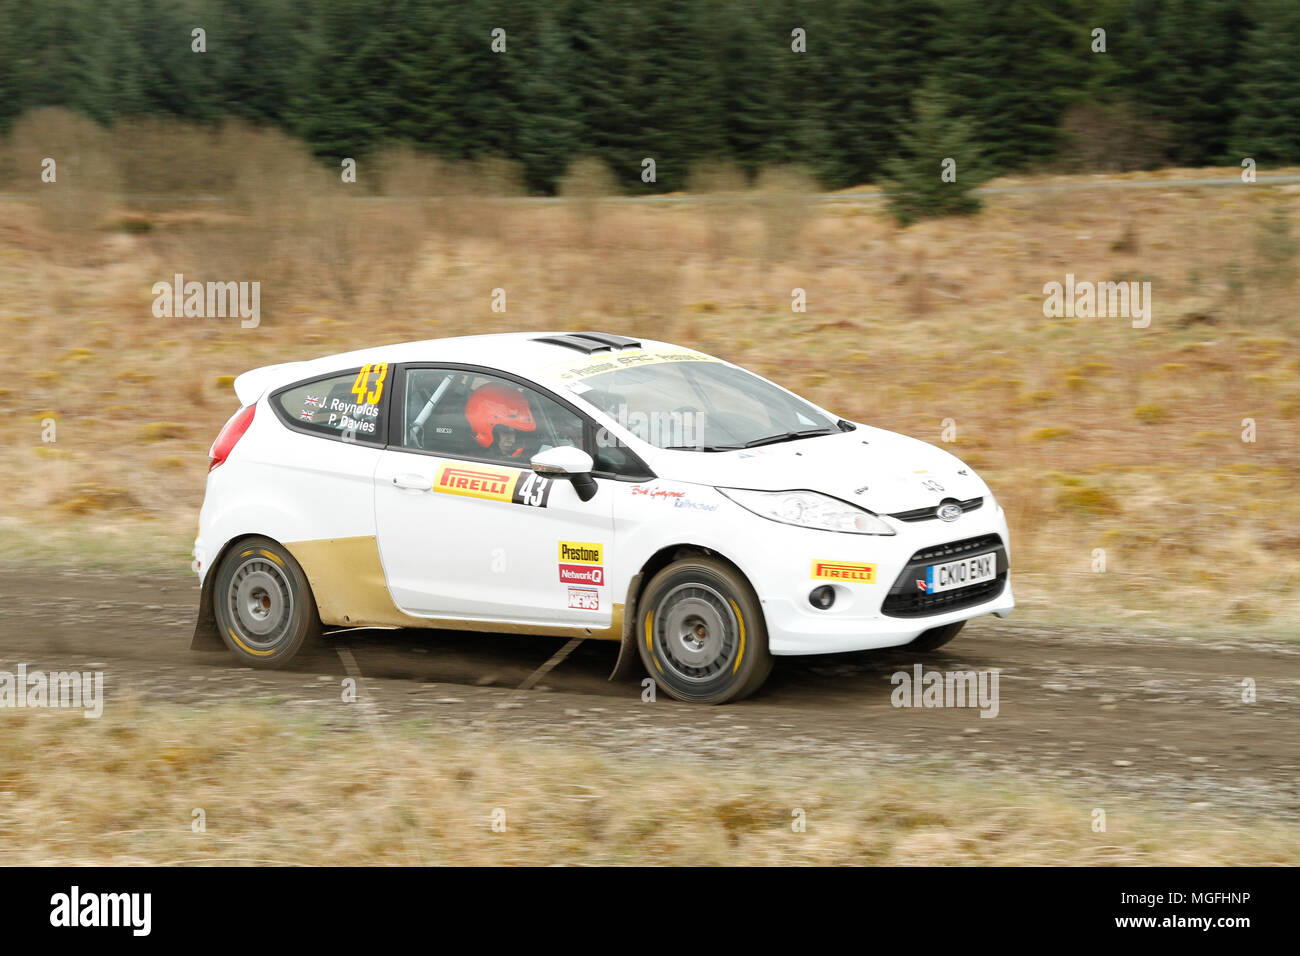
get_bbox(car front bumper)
[743,505,1016,656]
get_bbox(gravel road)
[3,567,1297,820]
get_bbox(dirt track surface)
[3,567,1298,820]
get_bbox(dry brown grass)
[1,700,1293,865]
[3,112,1299,633]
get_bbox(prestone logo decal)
[548,348,721,382]
[559,541,604,586]
[811,560,876,583]
[558,541,602,564]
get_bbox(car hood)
[646,426,990,515]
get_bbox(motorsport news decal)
[567,586,600,610]
[559,541,604,586]
[433,463,553,508]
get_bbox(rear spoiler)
[232,362,307,406]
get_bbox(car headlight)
[716,488,896,535]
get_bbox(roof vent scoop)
[534,332,642,354]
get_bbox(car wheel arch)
[609,542,763,682]
[191,532,319,651]
[641,543,739,582]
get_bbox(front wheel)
[903,620,965,652]
[212,537,321,667]
[637,556,772,704]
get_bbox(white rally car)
[193,332,1013,703]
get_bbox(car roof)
[233,331,687,405]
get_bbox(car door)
[374,365,616,627]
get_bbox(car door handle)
[392,473,432,491]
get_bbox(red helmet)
[465,383,536,448]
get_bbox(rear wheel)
[213,537,320,667]
[637,556,772,704]
[904,620,965,652]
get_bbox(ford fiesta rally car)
[192,332,1013,703]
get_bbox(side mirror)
[530,446,598,502]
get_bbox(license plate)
[923,552,997,594]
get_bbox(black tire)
[212,537,321,668]
[904,620,965,652]
[637,556,772,704]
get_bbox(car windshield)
[565,359,840,451]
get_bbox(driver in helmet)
[465,383,538,460]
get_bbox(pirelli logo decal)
[433,464,553,508]
[811,560,876,583]
[437,465,511,500]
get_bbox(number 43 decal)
[512,472,553,508]
[351,363,389,405]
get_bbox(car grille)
[881,533,1007,618]
[907,533,1002,564]
[888,496,984,522]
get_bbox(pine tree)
[453,0,524,160]
[880,78,990,225]
[570,0,662,188]
[124,0,222,121]
[816,0,944,187]
[633,0,726,192]
[1231,0,1300,164]
[1118,0,1251,165]
[290,0,407,160]
[211,0,306,125]
[759,0,835,182]
[932,0,1075,175]
[515,8,584,192]
[0,0,32,130]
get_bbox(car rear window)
[273,365,388,445]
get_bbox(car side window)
[591,429,650,478]
[273,366,387,444]
[402,368,585,465]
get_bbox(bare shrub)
[754,164,818,261]
[687,159,748,258]
[110,117,229,202]
[1056,102,1169,173]
[421,156,525,243]
[136,124,413,314]
[218,121,326,216]
[558,156,620,246]
[3,108,121,235]
[374,145,439,197]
